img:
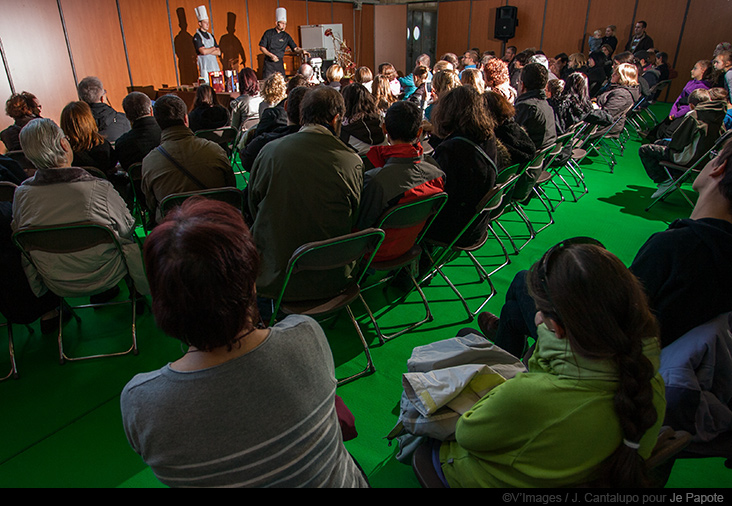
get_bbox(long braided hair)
[527,241,660,487]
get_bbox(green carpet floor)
[1,103,730,488]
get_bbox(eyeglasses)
[536,237,605,321]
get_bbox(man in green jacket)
[248,86,363,308]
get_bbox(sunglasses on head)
[536,237,605,319]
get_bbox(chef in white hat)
[258,8,309,79]
[193,5,221,84]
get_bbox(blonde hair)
[431,70,460,96]
[433,60,454,73]
[614,63,639,86]
[569,52,587,69]
[460,68,485,94]
[326,64,344,84]
[262,72,287,104]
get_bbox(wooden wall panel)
[118,0,177,89]
[468,0,504,58]
[60,0,129,113]
[0,0,77,126]
[247,0,279,77]
[633,0,686,60]
[211,0,252,72]
[355,4,375,72]
[541,0,589,58]
[436,0,471,60]
[374,4,407,75]
[504,0,547,54]
[280,0,309,48]
[307,0,333,25]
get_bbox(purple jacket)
[669,79,711,119]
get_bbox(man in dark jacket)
[513,63,557,150]
[625,21,654,53]
[77,76,131,143]
[114,92,162,171]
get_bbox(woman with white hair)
[594,62,640,136]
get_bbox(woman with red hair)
[483,58,517,104]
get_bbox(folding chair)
[159,187,245,217]
[584,102,636,172]
[645,129,732,212]
[358,192,448,344]
[544,123,591,203]
[3,150,34,172]
[494,145,555,254]
[422,166,523,321]
[127,163,151,234]
[13,222,141,364]
[195,126,238,157]
[0,181,17,202]
[269,228,385,385]
[80,166,107,179]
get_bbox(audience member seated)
[1,92,40,152]
[713,50,732,99]
[229,67,263,133]
[297,63,319,86]
[483,90,536,169]
[120,198,369,488]
[247,86,364,308]
[399,57,431,99]
[551,72,593,134]
[325,64,344,92]
[567,52,588,74]
[630,141,732,347]
[593,62,640,137]
[258,72,287,118]
[639,89,725,198]
[424,70,460,123]
[588,29,603,53]
[510,49,533,94]
[709,88,732,129]
[514,62,557,150]
[0,154,60,334]
[354,66,374,93]
[356,101,445,261]
[655,51,670,82]
[479,141,732,355]
[502,45,517,65]
[254,73,290,136]
[459,50,479,75]
[77,76,130,142]
[187,85,230,133]
[241,86,310,174]
[545,79,564,102]
[460,68,485,94]
[379,62,402,98]
[12,118,149,299]
[434,239,665,488]
[644,60,714,142]
[338,83,385,156]
[602,25,618,54]
[584,51,608,97]
[625,20,654,53]
[635,50,661,93]
[141,94,235,225]
[60,101,117,178]
[406,66,431,110]
[483,58,517,104]
[529,54,558,81]
[114,92,162,171]
[425,86,498,248]
[372,74,397,116]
